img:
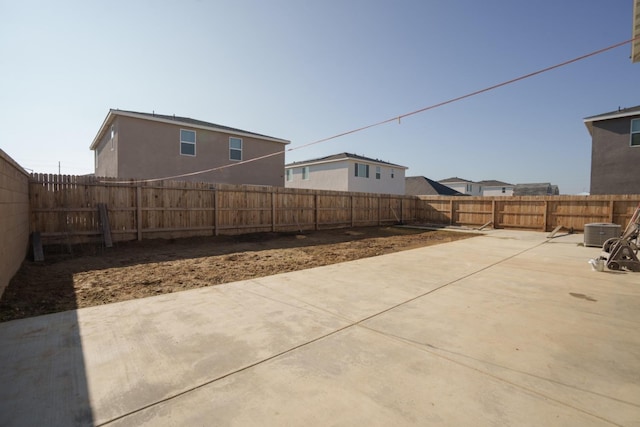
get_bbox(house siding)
[110,116,285,186]
[482,186,514,196]
[590,116,640,195]
[285,159,406,194]
[444,182,483,196]
[285,161,350,191]
[94,119,118,177]
[347,161,405,194]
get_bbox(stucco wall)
[111,116,286,186]
[483,187,514,196]
[0,150,30,297]
[94,119,118,177]
[286,160,406,195]
[285,161,350,191]
[590,116,640,195]
[346,161,405,195]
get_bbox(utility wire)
[107,36,638,184]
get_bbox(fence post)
[491,199,497,229]
[351,195,355,228]
[213,186,219,236]
[449,199,454,226]
[543,199,548,232]
[377,195,381,226]
[136,185,143,241]
[314,193,319,231]
[271,190,276,232]
[608,200,614,223]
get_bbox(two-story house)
[285,153,407,195]
[90,109,290,186]
[584,105,640,195]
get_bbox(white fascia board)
[583,109,640,124]
[90,111,115,150]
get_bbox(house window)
[286,169,292,181]
[632,119,640,146]
[110,125,115,151]
[502,187,506,193]
[302,166,310,180]
[391,169,395,178]
[180,129,196,156]
[355,163,369,178]
[375,166,381,180]
[230,137,242,160]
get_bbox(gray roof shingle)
[405,176,464,196]
[286,152,406,168]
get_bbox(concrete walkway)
[1,230,639,426]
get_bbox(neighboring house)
[90,109,290,186]
[513,183,559,196]
[477,180,514,196]
[438,177,483,196]
[405,176,464,196]
[285,152,407,195]
[584,105,640,195]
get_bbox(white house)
[477,180,515,196]
[285,152,407,195]
[438,177,483,196]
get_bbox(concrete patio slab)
[1,229,639,426]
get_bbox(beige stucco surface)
[0,150,29,298]
[95,115,286,186]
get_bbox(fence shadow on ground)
[0,308,94,426]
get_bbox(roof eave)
[90,109,116,150]
[286,156,408,169]
[90,109,290,150]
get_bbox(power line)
[107,36,638,184]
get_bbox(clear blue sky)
[1,0,637,194]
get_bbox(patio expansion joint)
[98,238,554,426]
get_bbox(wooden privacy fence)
[417,195,640,232]
[29,174,640,245]
[29,174,417,245]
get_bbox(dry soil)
[0,226,477,322]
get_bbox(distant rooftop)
[477,180,514,187]
[405,176,464,196]
[438,177,475,184]
[285,152,407,168]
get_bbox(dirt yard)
[0,226,478,322]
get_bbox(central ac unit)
[584,223,621,247]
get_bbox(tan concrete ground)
[1,230,639,426]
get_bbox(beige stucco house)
[285,153,407,195]
[90,109,290,186]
